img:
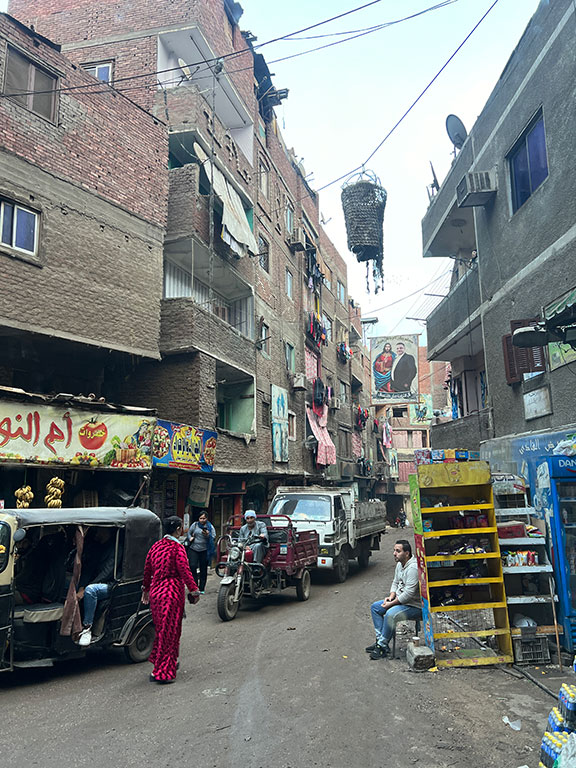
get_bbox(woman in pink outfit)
[142,516,199,684]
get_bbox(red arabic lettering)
[63,411,72,448]
[0,412,37,447]
[33,410,40,446]
[44,421,65,456]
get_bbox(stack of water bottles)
[538,684,576,767]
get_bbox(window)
[262,400,271,428]
[259,160,269,198]
[285,202,294,236]
[337,280,346,304]
[4,46,57,121]
[502,318,546,384]
[1,200,38,255]
[323,266,333,291]
[285,342,295,372]
[258,234,269,272]
[339,380,348,404]
[260,323,270,355]
[288,412,296,440]
[82,61,113,84]
[338,428,351,457]
[509,113,548,212]
[335,320,347,344]
[285,268,293,299]
[392,407,407,419]
[322,313,333,342]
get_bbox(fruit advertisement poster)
[152,419,217,473]
[0,400,154,468]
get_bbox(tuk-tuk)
[0,507,161,673]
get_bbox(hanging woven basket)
[341,173,387,263]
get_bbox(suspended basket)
[341,171,387,292]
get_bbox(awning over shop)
[545,287,576,322]
[306,406,336,467]
[194,143,257,257]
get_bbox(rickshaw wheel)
[295,569,311,601]
[217,582,240,621]
[124,624,155,663]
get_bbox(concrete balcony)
[161,297,256,372]
[426,267,482,360]
[430,408,493,452]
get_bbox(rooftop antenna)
[446,114,468,158]
[427,161,440,202]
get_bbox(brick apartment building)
[4,0,385,529]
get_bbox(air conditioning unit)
[288,226,306,252]
[328,397,341,410]
[456,169,497,208]
[292,372,307,391]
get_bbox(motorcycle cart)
[215,514,318,621]
[0,507,161,673]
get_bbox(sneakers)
[78,626,92,647]
[365,642,379,653]
[369,644,389,660]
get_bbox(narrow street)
[3,542,553,768]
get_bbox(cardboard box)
[455,450,469,461]
[497,521,527,539]
[431,449,445,463]
[414,449,432,465]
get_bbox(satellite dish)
[446,114,468,150]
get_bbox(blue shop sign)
[152,419,217,472]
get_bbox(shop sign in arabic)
[152,419,217,472]
[0,400,154,468]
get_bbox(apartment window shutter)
[502,334,521,384]
[510,319,546,374]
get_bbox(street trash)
[244,736,251,742]
[557,732,576,766]
[503,715,522,731]
[286,627,296,631]
[342,655,348,659]
[428,666,438,673]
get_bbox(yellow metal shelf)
[428,577,502,588]
[421,503,493,514]
[510,625,563,636]
[423,526,497,538]
[430,600,507,613]
[426,552,500,562]
[434,628,510,639]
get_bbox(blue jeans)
[83,583,111,626]
[370,601,422,647]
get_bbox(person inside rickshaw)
[14,526,72,605]
[75,527,120,647]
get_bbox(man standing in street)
[391,341,417,393]
[366,540,422,660]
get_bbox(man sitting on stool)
[367,539,422,660]
[238,510,268,564]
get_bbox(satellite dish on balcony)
[446,114,468,151]
[178,58,194,80]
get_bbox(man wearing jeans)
[77,528,117,647]
[366,539,421,660]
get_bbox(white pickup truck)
[268,486,387,582]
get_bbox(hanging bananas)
[15,485,34,509]
[45,476,65,508]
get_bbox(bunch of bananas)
[45,477,65,508]
[15,485,34,509]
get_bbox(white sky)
[1,0,542,339]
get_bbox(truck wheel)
[296,569,311,601]
[358,542,371,569]
[334,551,349,583]
[217,582,240,621]
[123,624,155,663]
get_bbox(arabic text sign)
[152,419,217,472]
[0,400,154,468]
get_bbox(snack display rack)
[492,473,561,651]
[410,461,513,668]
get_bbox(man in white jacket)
[366,540,422,660]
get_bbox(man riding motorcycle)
[238,510,269,563]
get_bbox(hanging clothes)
[312,378,326,417]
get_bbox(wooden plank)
[510,625,564,636]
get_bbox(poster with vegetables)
[0,400,154,468]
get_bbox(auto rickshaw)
[0,506,161,673]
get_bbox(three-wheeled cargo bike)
[0,507,161,673]
[215,514,318,621]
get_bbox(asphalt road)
[2,539,556,768]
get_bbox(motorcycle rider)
[238,510,269,564]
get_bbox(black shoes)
[369,644,389,660]
[365,642,379,653]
